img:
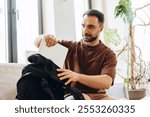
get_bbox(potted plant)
[114,0,150,99]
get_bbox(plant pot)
[128,88,146,100]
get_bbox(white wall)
[74,0,89,41]
[42,0,77,41]
[42,0,55,34]
[54,0,76,40]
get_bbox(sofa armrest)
[0,63,25,100]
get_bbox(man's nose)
[83,27,88,33]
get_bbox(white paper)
[38,38,68,68]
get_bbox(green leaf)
[104,28,121,46]
[114,0,133,24]
[124,79,129,84]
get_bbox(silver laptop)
[38,38,68,68]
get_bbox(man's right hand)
[34,34,58,48]
[44,34,58,47]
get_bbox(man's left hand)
[57,69,79,85]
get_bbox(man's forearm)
[77,74,112,89]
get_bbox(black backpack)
[16,54,84,100]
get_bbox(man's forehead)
[82,15,99,25]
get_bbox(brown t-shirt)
[59,40,117,98]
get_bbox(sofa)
[0,63,25,99]
[0,63,127,100]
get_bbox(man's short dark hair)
[83,9,104,23]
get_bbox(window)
[16,0,39,63]
[0,0,7,63]
[0,0,41,63]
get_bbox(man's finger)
[58,72,68,77]
[65,79,72,85]
[57,69,68,72]
[59,76,67,80]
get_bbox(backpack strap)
[41,77,55,99]
[63,86,85,100]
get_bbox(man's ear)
[100,26,104,31]
[99,25,103,32]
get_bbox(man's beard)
[82,33,97,42]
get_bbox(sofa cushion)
[0,63,25,100]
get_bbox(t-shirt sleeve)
[101,51,117,85]
[58,40,74,49]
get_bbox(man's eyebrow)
[88,24,95,26]
[82,24,96,27]
[87,24,96,27]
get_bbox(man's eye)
[82,24,85,28]
[89,26,95,29]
